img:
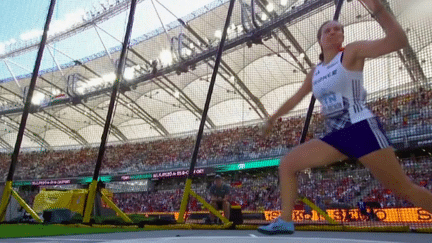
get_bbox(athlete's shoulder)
[309,65,324,81]
[309,65,319,75]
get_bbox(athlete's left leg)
[359,147,432,213]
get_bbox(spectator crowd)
[112,156,432,213]
[1,86,432,181]
[17,154,432,214]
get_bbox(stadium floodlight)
[181,48,192,57]
[51,88,61,96]
[31,92,45,105]
[237,25,244,34]
[76,86,85,95]
[261,13,268,21]
[88,77,103,87]
[214,30,222,39]
[102,72,116,82]
[299,53,305,59]
[174,90,180,99]
[281,0,288,6]
[105,81,112,88]
[159,49,173,66]
[132,64,143,73]
[266,3,275,12]
[123,67,135,80]
[133,64,146,75]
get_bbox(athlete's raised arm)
[346,0,408,60]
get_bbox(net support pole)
[299,0,344,144]
[82,0,138,224]
[0,0,57,223]
[178,0,236,224]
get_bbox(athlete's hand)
[358,0,385,13]
[262,118,275,136]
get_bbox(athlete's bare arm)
[343,0,408,71]
[263,68,315,134]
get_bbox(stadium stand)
[1,87,432,181]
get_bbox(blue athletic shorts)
[320,116,391,159]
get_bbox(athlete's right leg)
[278,139,348,221]
[359,147,432,214]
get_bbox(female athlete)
[258,0,432,235]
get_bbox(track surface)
[2,230,432,243]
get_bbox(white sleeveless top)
[312,51,374,134]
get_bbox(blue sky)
[0,0,95,47]
[0,0,216,80]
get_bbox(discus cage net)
[0,0,431,231]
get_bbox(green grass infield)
[0,223,147,238]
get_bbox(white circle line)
[102,236,405,243]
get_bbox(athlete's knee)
[279,156,301,174]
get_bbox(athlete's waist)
[322,107,374,122]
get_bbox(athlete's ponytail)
[319,51,324,62]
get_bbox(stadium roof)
[0,0,430,150]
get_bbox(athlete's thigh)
[358,147,411,191]
[280,139,348,172]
